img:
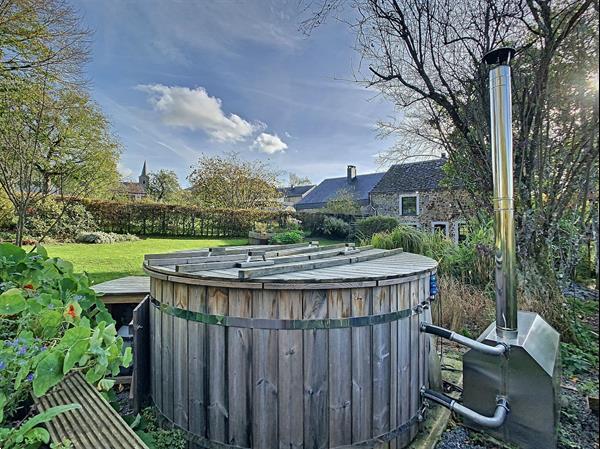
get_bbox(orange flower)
[23,284,34,290]
[66,304,76,318]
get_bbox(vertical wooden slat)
[227,289,253,447]
[207,287,229,442]
[328,288,352,447]
[303,289,329,449]
[351,287,372,444]
[409,280,420,440]
[419,276,427,399]
[161,281,174,420]
[173,284,189,430]
[188,285,207,445]
[372,286,391,447]
[389,284,399,449]
[153,280,163,413]
[278,290,304,449]
[252,290,279,448]
[132,297,150,413]
[398,283,411,448]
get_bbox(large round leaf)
[0,243,26,261]
[33,352,65,397]
[0,288,27,315]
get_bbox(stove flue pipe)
[484,47,518,339]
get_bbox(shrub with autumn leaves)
[0,243,131,443]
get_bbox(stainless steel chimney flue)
[460,48,561,449]
[486,47,518,339]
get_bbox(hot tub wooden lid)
[143,242,437,286]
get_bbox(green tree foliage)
[0,1,121,245]
[324,189,361,215]
[187,152,280,209]
[146,170,182,203]
[0,0,89,81]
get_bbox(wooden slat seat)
[35,372,149,449]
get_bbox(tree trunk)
[15,208,26,247]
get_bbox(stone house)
[370,158,472,243]
[296,165,385,214]
[121,161,149,201]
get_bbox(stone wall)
[370,189,474,242]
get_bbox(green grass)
[37,236,348,284]
[40,237,248,284]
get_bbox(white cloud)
[137,84,256,142]
[251,133,288,154]
[117,162,133,178]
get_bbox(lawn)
[41,237,248,284]
[38,236,346,284]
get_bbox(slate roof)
[371,158,448,194]
[296,172,385,210]
[278,185,315,197]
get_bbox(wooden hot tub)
[143,243,438,449]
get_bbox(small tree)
[146,169,181,203]
[187,152,280,209]
[0,79,120,245]
[324,189,362,215]
[288,173,312,187]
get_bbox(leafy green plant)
[355,216,399,242]
[269,230,304,244]
[321,216,351,239]
[0,404,79,449]
[0,243,132,423]
[132,407,186,449]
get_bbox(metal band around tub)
[149,295,425,330]
[152,396,423,449]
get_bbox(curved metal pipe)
[422,388,509,429]
[421,323,508,356]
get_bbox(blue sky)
[73,0,396,186]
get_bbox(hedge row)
[79,199,293,237]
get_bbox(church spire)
[139,161,149,190]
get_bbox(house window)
[400,194,419,216]
[431,221,449,237]
[456,222,469,244]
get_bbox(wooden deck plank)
[35,372,149,449]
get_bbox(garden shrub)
[269,230,304,244]
[321,216,351,239]
[355,216,399,242]
[75,231,139,244]
[24,198,96,240]
[0,243,131,433]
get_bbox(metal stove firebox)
[463,312,561,449]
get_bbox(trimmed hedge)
[79,199,293,237]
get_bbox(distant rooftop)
[278,185,315,197]
[371,158,449,194]
[296,171,385,210]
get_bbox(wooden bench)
[35,372,149,449]
[92,276,150,305]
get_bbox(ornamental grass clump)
[0,243,132,429]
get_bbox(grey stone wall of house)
[370,189,474,242]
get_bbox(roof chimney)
[347,165,357,183]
